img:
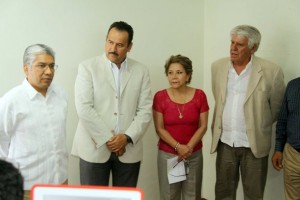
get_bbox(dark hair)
[164,54,193,84]
[107,21,134,46]
[0,160,24,200]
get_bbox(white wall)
[1,0,299,199]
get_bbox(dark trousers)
[215,142,268,200]
[80,153,141,187]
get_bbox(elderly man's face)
[23,54,55,96]
[230,35,256,66]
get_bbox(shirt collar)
[230,55,253,75]
[105,56,128,71]
[22,78,54,100]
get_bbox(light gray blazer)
[71,54,152,163]
[211,56,285,158]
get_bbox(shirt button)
[114,112,117,115]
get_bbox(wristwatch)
[124,134,133,144]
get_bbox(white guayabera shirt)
[0,79,68,190]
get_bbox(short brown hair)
[164,54,193,84]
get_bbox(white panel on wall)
[203,0,300,199]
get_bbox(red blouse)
[153,89,209,155]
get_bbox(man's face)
[230,35,255,66]
[105,27,132,67]
[23,54,55,96]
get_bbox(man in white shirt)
[0,44,68,200]
[71,21,152,187]
[211,25,285,199]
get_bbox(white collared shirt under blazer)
[0,79,68,190]
[71,54,152,163]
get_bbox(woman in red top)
[153,55,209,200]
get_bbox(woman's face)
[167,63,190,89]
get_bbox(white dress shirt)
[110,58,127,134]
[0,79,68,190]
[221,60,252,147]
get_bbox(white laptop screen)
[31,185,143,200]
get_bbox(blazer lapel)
[103,58,117,92]
[244,57,262,103]
[120,64,132,96]
[220,61,231,103]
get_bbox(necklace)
[176,104,185,119]
[171,88,186,119]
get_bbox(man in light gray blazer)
[211,25,285,199]
[71,21,152,187]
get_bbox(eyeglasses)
[171,160,190,177]
[34,63,58,71]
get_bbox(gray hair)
[230,25,261,52]
[23,44,55,66]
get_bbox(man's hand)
[106,134,127,153]
[272,151,283,171]
[115,148,126,157]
